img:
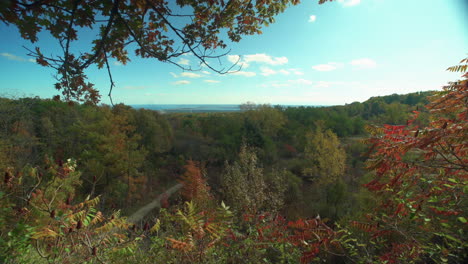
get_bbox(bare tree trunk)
[127,183,183,223]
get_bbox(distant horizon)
[131,103,329,106]
[130,103,329,113]
[1,89,435,108]
[131,89,434,107]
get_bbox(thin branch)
[64,0,81,61]
[16,0,47,8]
[47,181,66,211]
[433,145,468,172]
[34,239,49,260]
[438,141,467,169]
[165,13,195,17]
[58,0,81,99]
[103,47,115,106]
[146,0,235,74]
[16,1,73,14]
[23,46,63,64]
[79,0,121,70]
[117,13,200,73]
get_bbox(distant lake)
[131,104,241,113]
[131,104,324,113]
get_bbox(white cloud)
[260,67,291,76]
[308,15,317,23]
[312,62,343,71]
[1,52,34,62]
[228,53,288,68]
[289,68,304,75]
[113,61,122,66]
[227,55,241,64]
[178,58,190,65]
[291,79,313,85]
[229,71,256,77]
[350,58,377,69]
[171,71,211,78]
[180,72,202,78]
[313,64,336,71]
[244,53,288,65]
[204,80,220,83]
[313,81,332,88]
[268,82,291,88]
[278,69,291,75]
[1,52,23,61]
[227,55,249,68]
[338,0,361,7]
[173,80,190,85]
[260,67,277,76]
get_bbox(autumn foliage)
[1,59,467,263]
[0,159,136,263]
[354,59,468,263]
[179,160,211,204]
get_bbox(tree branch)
[146,0,238,74]
[103,47,115,106]
[79,0,120,70]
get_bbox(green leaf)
[441,223,450,228]
[447,178,457,183]
[444,234,463,244]
[457,217,467,224]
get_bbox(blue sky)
[0,0,467,105]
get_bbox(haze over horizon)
[1,0,467,105]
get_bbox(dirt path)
[127,183,183,223]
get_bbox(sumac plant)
[1,158,137,264]
[350,58,467,263]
